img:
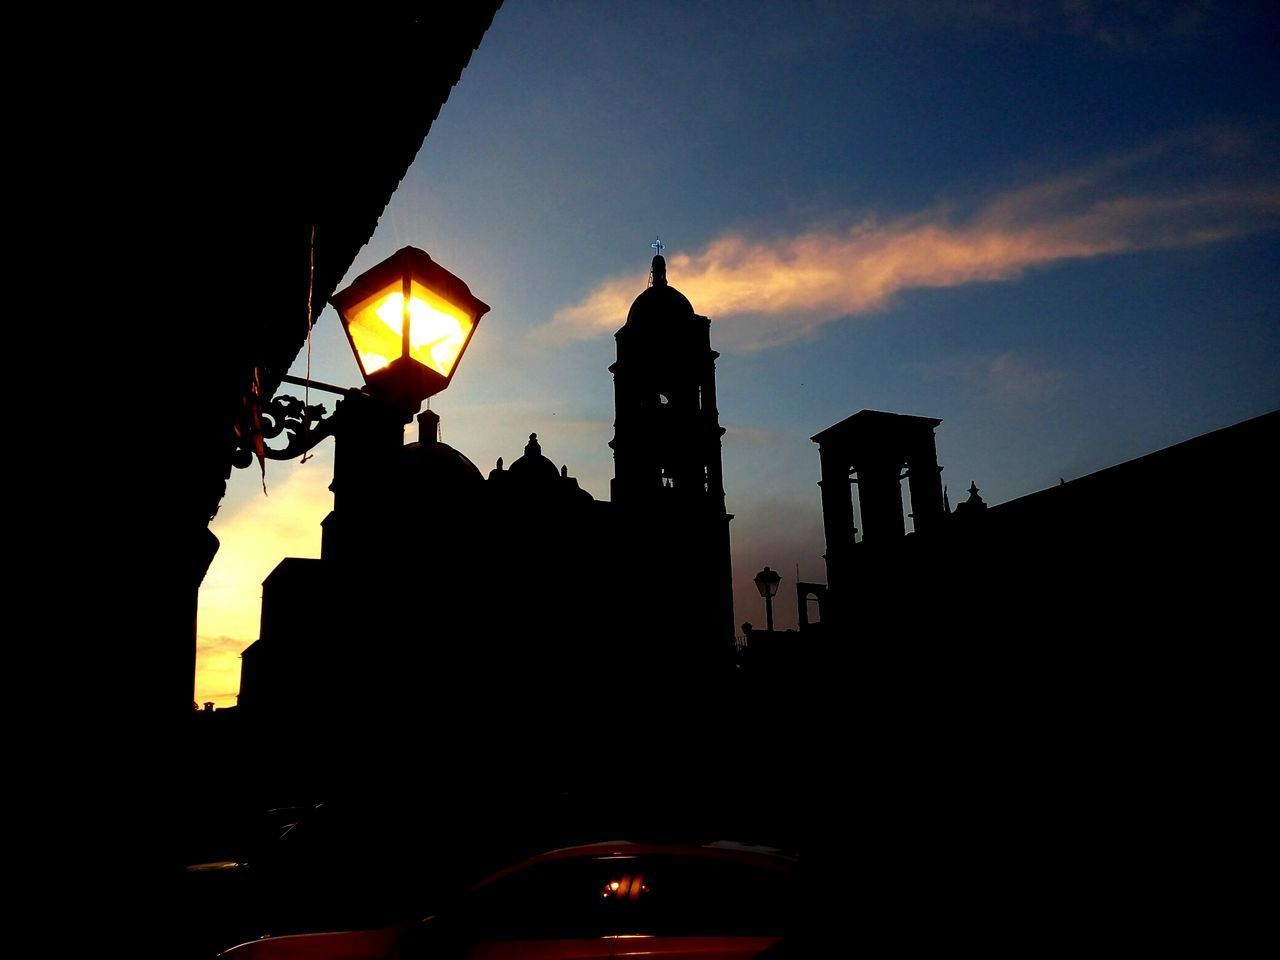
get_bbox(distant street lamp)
[331,246,491,414]
[754,565,781,633]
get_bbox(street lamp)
[331,246,491,415]
[754,565,781,633]
[235,246,490,466]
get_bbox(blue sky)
[197,1,1279,702]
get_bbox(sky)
[197,0,1280,705]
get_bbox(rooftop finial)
[951,480,987,518]
[650,236,667,287]
[417,409,440,446]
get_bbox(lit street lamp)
[754,565,781,633]
[236,246,490,466]
[228,246,491,566]
[331,246,491,414]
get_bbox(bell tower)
[609,251,734,650]
[610,253,728,509]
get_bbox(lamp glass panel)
[344,285,407,376]
[755,573,779,597]
[406,279,474,377]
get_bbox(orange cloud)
[539,134,1280,350]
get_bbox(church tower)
[610,250,735,649]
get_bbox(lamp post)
[754,565,781,633]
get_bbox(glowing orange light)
[330,247,489,409]
[343,286,474,381]
[376,287,473,377]
[602,875,647,900]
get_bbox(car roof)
[470,840,796,893]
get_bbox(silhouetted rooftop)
[402,437,485,491]
[508,433,561,482]
[811,409,943,445]
[988,408,1278,521]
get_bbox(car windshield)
[459,854,794,940]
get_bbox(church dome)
[508,433,560,482]
[401,439,485,489]
[620,255,696,335]
[400,410,484,493]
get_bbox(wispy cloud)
[539,130,1280,351]
[915,351,1066,403]
[723,424,777,446]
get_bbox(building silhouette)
[745,406,1279,673]
[164,11,505,732]
[812,409,946,630]
[235,253,737,773]
[728,398,1279,730]
[610,253,736,647]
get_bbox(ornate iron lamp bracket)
[233,392,340,469]
[258,394,337,461]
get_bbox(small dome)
[400,438,485,492]
[508,433,560,482]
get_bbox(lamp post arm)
[233,378,367,468]
[255,394,340,462]
[280,374,361,397]
[231,393,340,467]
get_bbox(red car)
[220,840,795,959]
